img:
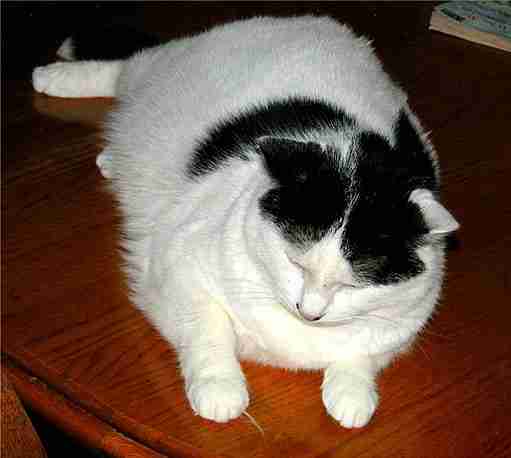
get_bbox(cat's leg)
[32,60,123,98]
[322,353,393,428]
[175,299,249,423]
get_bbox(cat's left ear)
[410,189,460,236]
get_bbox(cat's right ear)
[256,136,324,185]
[410,189,460,237]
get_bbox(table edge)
[1,352,226,458]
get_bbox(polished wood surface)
[1,373,47,458]
[3,3,511,457]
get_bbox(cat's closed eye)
[286,253,359,290]
[329,281,358,290]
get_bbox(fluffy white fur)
[33,16,458,428]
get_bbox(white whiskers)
[243,410,265,436]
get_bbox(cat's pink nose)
[296,303,324,322]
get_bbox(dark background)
[2,2,437,80]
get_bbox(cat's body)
[33,16,459,428]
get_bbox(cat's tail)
[33,26,161,98]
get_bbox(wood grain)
[2,3,511,457]
[1,372,47,458]
[3,359,168,458]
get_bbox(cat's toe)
[33,63,61,95]
[322,371,378,428]
[187,376,249,423]
[33,66,51,94]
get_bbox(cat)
[33,16,459,428]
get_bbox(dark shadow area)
[26,406,106,458]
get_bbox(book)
[429,1,511,52]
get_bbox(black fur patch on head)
[259,138,348,244]
[188,97,353,177]
[342,111,439,284]
[190,97,438,284]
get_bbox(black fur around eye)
[350,251,425,285]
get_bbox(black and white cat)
[33,16,459,428]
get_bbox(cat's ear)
[256,136,324,184]
[410,189,460,236]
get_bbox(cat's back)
[115,16,406,155]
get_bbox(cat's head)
[255,111,459,324]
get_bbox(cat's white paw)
[186,376,249,423]
[322,370,378,428]
[33,62,78,97]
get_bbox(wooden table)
[3,3,511,457]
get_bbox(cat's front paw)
[322,369,378,428]
[186,376,249,423]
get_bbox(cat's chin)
[308,320,347,328]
